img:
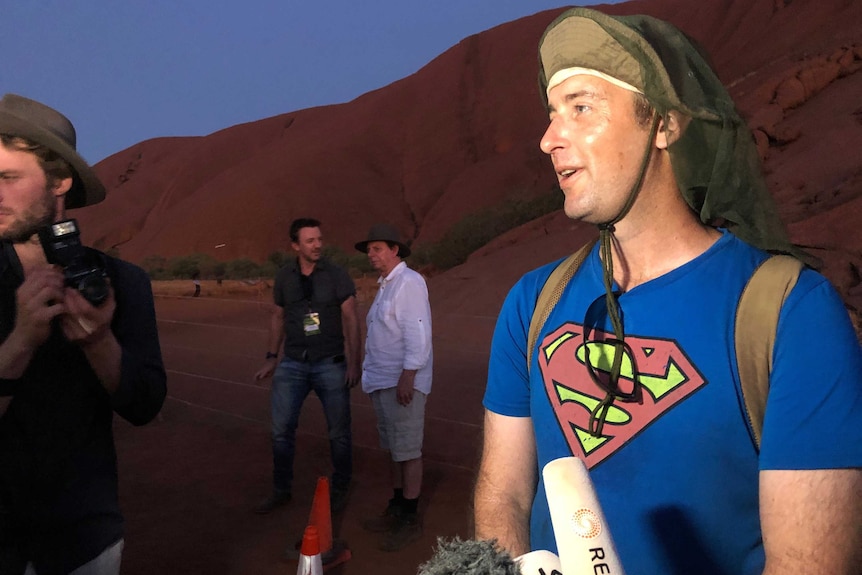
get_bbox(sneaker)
[360,499,402,533]
[379,513,421,552]
[253,489,291,514]
[331,486,350,514]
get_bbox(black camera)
[38,219,109,307]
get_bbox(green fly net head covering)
[538,7,814,266]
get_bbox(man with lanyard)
[474,8,862,574]
[0,94,166,574]
[254,218,360,514]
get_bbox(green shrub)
[266,251,290,269]
[165,253,220,279]
[226,258,262,279]
[323,245,374,275]
[412,188,561,270]
[212,262,227,280]
[141,255,169,280]
[140,187,560,280]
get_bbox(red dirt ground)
[113,288,491,574]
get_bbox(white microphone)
[514,550,562,574]
[542,457,626,575]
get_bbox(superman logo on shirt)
[538,322,707,468]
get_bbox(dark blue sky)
[4,1,615,163]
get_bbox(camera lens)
[77,274,109,306]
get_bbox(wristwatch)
[265,352,278,360]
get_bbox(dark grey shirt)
[273,257,356,362]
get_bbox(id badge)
[303,312,321,336]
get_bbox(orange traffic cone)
[307,477,333,556]
[296,525,323,575]
[286,477,351,570]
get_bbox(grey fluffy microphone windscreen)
[419,456,623,574]
[417,537,564,575]
[417,538,522,575]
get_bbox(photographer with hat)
[0,94,166,574]
[473,8,862,574]
[355,224,432,552]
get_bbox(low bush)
[411,188,561,270]
[139,187,560,280]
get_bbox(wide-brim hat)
[0,94,105,209]
[354,223,411,258]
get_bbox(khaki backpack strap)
[527,241,596,374]
[735,255,804,450]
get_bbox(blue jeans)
[270,356,352,493]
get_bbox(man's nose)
[540,119,565,155]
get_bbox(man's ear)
[654,111,689,149]
[51,177,71,221]
[51,176,73,197]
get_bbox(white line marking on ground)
[163,396,476,471]
[166,369,265,390]
[164,370,480,430]
[156,318,268,333]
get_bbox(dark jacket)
[0,243,166,574]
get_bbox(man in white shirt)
[355,223,432,552]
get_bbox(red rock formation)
[75,0,862,321]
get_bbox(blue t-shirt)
[484,231,862,575]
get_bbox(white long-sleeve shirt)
[361,261,433,394]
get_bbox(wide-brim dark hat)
[0,94,105,209]
[354,223,411,258]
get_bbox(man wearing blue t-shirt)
[473,8,862,575]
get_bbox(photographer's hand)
[61,282,115,341]
[61,283,122,394]
[0,266,65,379]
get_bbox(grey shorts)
[370,387,427,462]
